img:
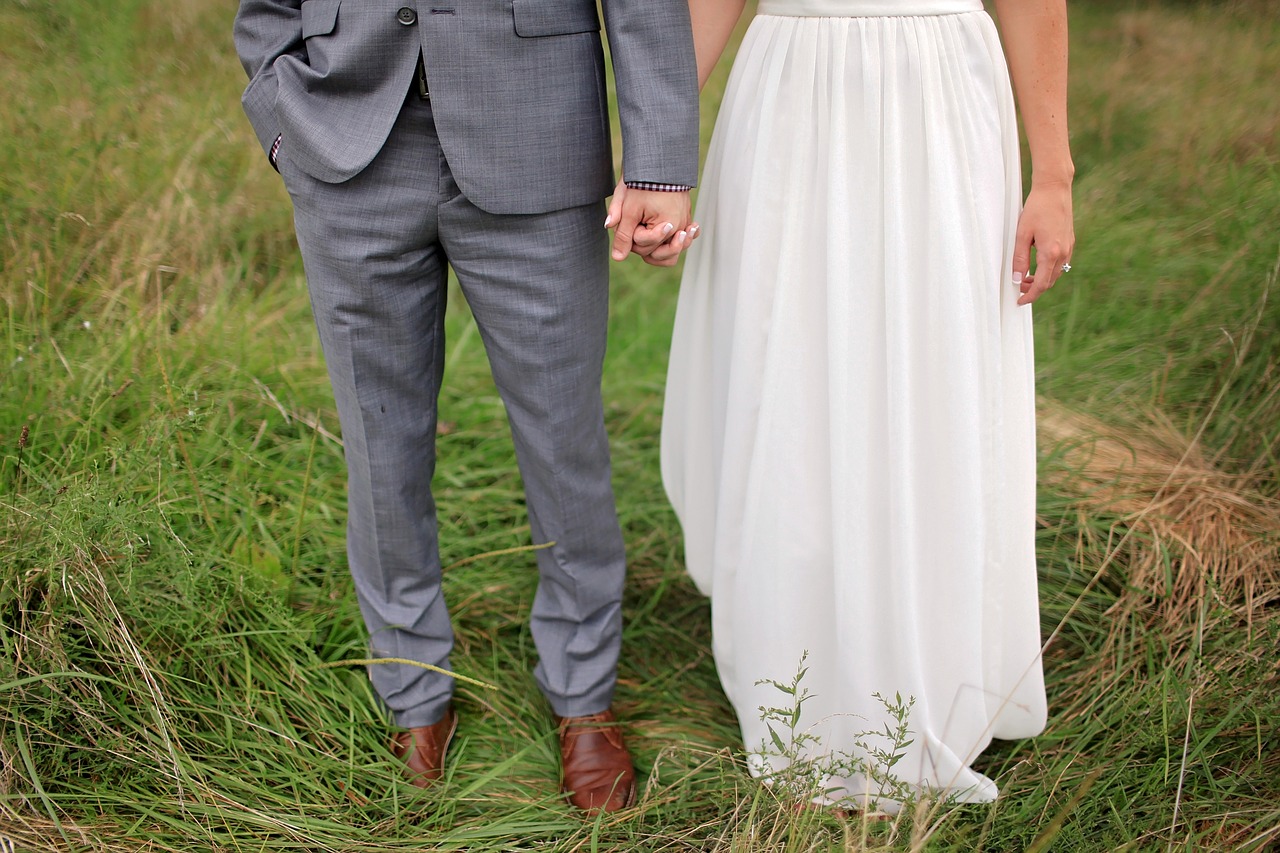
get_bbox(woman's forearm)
[992,0,1074,186]
[690,0,748,90]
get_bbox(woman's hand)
[1012,179,1074,305]
[606,178,628,236]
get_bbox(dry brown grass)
[1040,401,1279,632]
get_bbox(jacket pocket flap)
[301,0,341,37]
[512,0,599,37]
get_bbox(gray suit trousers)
[282,89,626,728]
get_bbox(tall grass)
[2,0,1278,850]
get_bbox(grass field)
[2,0,1278,850]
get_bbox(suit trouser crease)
[283,92,627,729]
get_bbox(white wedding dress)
[662,0,1047,805]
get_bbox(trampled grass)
[2,0,1278,850]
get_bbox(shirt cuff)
[268,133,282,172]
[624,181,693,193]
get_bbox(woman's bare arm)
[992,0,1075,304]
[689,0,748,90]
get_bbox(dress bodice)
[756,0,982,16]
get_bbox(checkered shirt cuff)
[624,181,693,193]
[269,134,282,172]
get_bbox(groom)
[233,0,699,814]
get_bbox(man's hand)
[605,181,698,267]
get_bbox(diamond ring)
[1061,263,1072,274]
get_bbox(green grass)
[2,0,1278,850]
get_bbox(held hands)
[1012,180,1075,305]
[605,180,700,267]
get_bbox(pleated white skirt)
[661,0,1047,805]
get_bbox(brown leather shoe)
[555,709,637,814]
[391,705,458,788]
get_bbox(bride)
[660,0,1074,808]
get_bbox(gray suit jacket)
[234,0,699,214]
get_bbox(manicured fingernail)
[604,215,613,227]
[677,230,687,244]
[689,224,700,237]
[662,222,675,236]
[1012,271,1024,285]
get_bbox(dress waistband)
[756,0,983,17]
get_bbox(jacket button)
[397,7,417,24]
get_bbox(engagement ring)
[1061,263,1072,273]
